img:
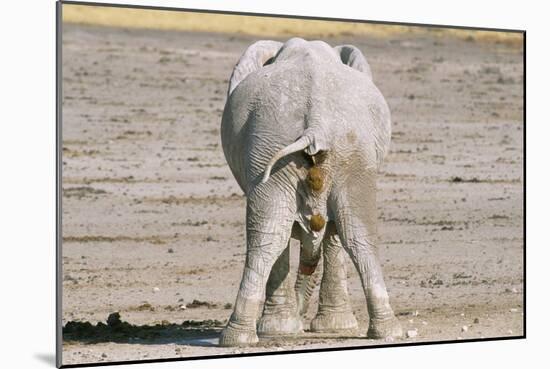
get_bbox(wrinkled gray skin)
[219,38,402,346]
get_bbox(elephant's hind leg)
[219,189,295,347]
[331,171,402,340]
[310,224,359,333]
[257,243,303,336]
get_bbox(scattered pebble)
[179,305,187,310]
[473,318,480,324]
[101,353,107,358]
[385,336,395,343]
[167,248,174,254]
[153,287,160,293]
[510,308,518,313]
[511,288,518,293]
[507,330,513,335]
[406,329,418,338]
[422,321,428,325]
[106,312,121,327]
[461,325,469,332]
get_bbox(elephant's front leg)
[332,172,402,340]
[219,189,295,347]
[257,243,303,336]
[310,224,358,333]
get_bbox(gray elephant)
[219,38,402,346]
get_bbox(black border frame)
[56,1,527,367]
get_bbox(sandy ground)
[61,23,524,365]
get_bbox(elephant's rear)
[220,38,392,194]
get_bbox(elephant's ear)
[228,40,283,96]
[334,45,373,80]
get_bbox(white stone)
[406,329,418,338]
[461,325,469,332]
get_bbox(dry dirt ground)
[61,23,524,365]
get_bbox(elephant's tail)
[261,135,312,183]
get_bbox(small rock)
[153,287,160,293]
[412,310,419,316]
[511,288,518,293]
[167,248,174,254]
[384,336,395,343]
[422,321,428,325]
[106,312,121,327]
[510,308,518,313]
[406,329,418,338]
[507,330,513,335]
[461,325,469,332]
[180,305,187,310]
[101,353,107,358]
[473,318,480,324]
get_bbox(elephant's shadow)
[62,318,367,347]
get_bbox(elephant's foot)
[310,310,359,333]
[219,323,258,347]
[257,310,303,337]
[367,315,403,339]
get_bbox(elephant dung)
[307,166,325,192]
[310,214,326,232]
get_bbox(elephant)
[218,37,402,346]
